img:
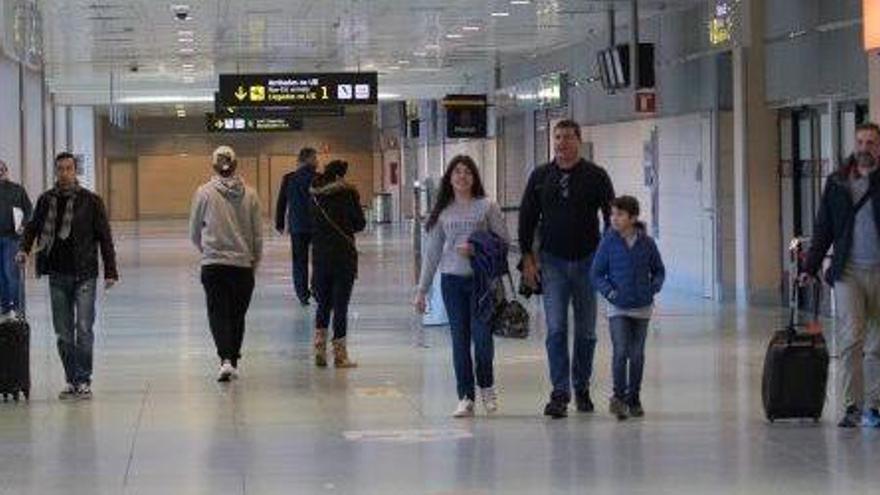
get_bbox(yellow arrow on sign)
[215,120,224,129]
[234,86,248,101]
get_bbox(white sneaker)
[230,365,240,380]
[453,399,475,418]
[217,361,234,382]
[479,387,499,414]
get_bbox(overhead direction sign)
[218,72,378,108]
[206,113,304,133]
[213,93,346,118]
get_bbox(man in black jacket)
[803,122,880,428]
[276,147,318,306]
[0,159,32,319]
[519,119,615,418]
[17,152,118,401]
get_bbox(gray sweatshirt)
[418,198,509,293]
[850,175,880,268]
[190,175,263,268]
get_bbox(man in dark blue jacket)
[0,159,32,319]
[275,147,318,306]
[803,122,880,428]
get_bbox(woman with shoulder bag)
[310,160,366,368]
[414,155,510,417]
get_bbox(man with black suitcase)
[17,152,118,401]
[802,122,880,428]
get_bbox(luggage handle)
[18,263,25,319]
[788,237,821,338]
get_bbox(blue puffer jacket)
[590,227,665,310]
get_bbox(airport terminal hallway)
[0,221,877,495]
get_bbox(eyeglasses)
[559,174,570,199]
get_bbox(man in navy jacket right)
[803,122,880,428]
[276,147,319,306]
[519,119,615,418]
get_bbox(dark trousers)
[49,276,97,386]
[313,265,355,340]
[201,265,255,366]
[290,233,312,302]
[441,274,494,401]
[0,237,21,313]
[609,316,649,402]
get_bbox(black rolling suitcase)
[761,239,828,422]
[0,266,29,402]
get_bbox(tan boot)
[314,328,328,368]
[332,338,358,368]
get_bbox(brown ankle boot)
[332,338,357,368]
[314,329,328,368]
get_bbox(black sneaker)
[628,397,644,418]
[575,389,594,413]
[838,405,861,428]
[609,396,629,421]
[544,393,569,419]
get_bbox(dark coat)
[20,187,118,280]
[310,176,366,277]
[804,168,880,285]
[590,227,665,310]
[275,164,317,234]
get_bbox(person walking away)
[802,122,880,428]
[590,196,665,420]
[309,160,366,368]
[518,119,616,419]
[0,160,32,320]
[414,155,510,418]
[190,146,263,382]
[17,152,118,400]
[276,147,319,306]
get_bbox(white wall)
[0,55,21,179]
[70,106,96,191]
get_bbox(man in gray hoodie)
[190,146,263,382]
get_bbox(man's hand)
[522,253,541,289]
[798,273,815,286]
[14,252,27,265]
[413,292,427,314]
[105,278,118,290]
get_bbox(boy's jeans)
[609,316,649,401]
[541,252,597,402]
[49,275,97,386]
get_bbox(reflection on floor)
[0,221,876,495]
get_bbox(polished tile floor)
[0,221,877,495]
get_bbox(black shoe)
[838,405,861,428]
[575,389,594,413]
[628,397,644,418]
[544,392,569,419]
[609,396,629,421]
[299,297,311,307]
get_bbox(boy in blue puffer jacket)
[591,196,665,420]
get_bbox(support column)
[732,0,780,305]
[870,49,880,121]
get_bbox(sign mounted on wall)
[865,0,880,51]
[443,94,488,139]
[206,113,303,133]
[218,72,378,108]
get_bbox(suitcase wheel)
[2,394,7,403]
[12,393,19,403]
[22,390,29,401]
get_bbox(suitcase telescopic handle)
[18,263,25,318]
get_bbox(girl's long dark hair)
[425,155,486,231]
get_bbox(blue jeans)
[541,252,597,401]
[49,276,97,386]
[609,316,649,401]
[0,237,21,313]
[441,274,494,401]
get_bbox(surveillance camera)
[172,4,190,21]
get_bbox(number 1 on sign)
[320,86,329,100]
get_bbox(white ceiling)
[40,0,703,107]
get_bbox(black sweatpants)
[313,265,355,340]
[201,264,255,366]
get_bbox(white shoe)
[217,361,234,382]
[453,399,475,418]
[479,387,498,414]
[230,365,240,380]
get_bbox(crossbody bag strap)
[312,196,357,251]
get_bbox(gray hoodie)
[189,175,263,268]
